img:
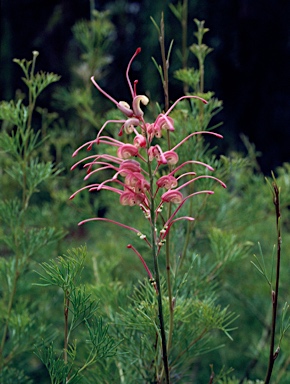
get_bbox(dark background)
[1,0,290,173]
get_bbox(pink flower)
[153,114,175,137]
[156,175,178,190]
[118,159,142,176]
[133,134,147,148]
[161,190,183,204]
[117,144,139,159]
[148,145,167,164]
[120,190,145,206]
[163,150,179,165]
[72,46,226,283]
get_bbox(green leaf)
[6,158,61,195]
[0,100,28,128]
[0,367,33,384]
[35,246,87,290]
[22,71,60,99]
[174,68,200,90]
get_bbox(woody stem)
[147,150,170,384]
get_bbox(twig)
[264,179,281,383]
[147,138,170,383]
[208,364,215,384]
[64,291,70,364]
[159,13,170,112]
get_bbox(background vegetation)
[0,1,290,383]
[1,0,290,172]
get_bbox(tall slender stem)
[27,51,38,130]
[151,220,170,384]
[89,0,95,21]
[0,253,20,368]
[264,181,281,383]
[64,291,70,365]
[159,13,169,112]
[181,0,188,94]
[146,130,170,383]
[165,232,174,355]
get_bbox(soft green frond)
[68,286,99,333]
[85,317,119,359]
[22,71,61,99]
[0,198,23,228]
[35,342,74,384]
[0,100,28,128]
[169,1,184,22]
[0,367,33,384]
[209,227,253,265]
[35,246,87,289]
[174,68,200,90]
[13,57,33,79]
[6,158,61,195]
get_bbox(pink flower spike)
[171,131,223,153]
[126,47,142,98]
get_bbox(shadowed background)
[1,0,290,173]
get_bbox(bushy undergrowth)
[0,4,289,384]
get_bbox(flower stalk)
[264,179,282,383]
[71,47,225,382]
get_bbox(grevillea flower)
[71,47,226,280]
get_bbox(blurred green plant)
[34,247,118,384]
[0,2,290,383]
[0,51,63,381]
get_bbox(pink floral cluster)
[71,48,225,280]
